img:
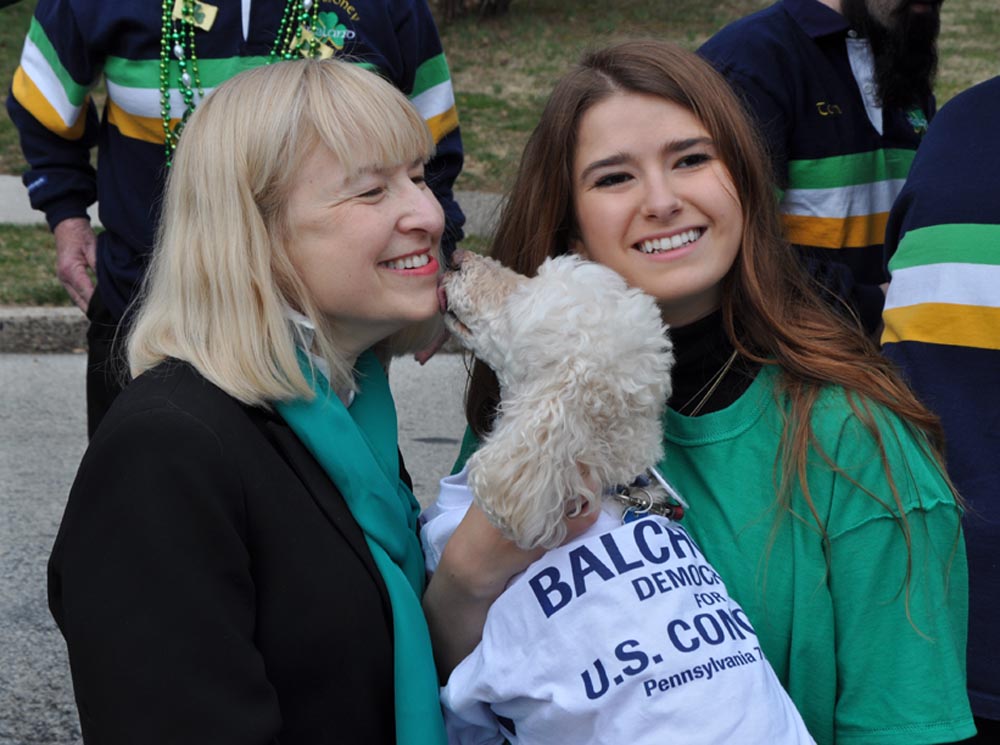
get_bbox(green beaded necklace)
[159,0,325,166]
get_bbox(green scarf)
[276,350,446,744]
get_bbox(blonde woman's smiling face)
[285,147,444,358]
[571,92,743,327]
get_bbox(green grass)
[4,0,995,191]
[439,0,776,191]
[457,233,488,255]
[438,0,998,192]
[0,0,996,303]
[0,0,34,174]
[935,0,999,103]
[0,223,70,305]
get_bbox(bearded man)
[699,0,944,337]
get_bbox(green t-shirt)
[452,365,975,744]
[661,365,973,745]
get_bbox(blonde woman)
[50,60,447,745]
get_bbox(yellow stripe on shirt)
[425,106,459,144]
[12,66,88,140]
[106,99,175,145]
[109,98,456,148]
[882,303,1000,350]
[783,211,890,249]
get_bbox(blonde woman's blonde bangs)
[304,62,435,179]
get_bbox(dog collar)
[610,468,687,522]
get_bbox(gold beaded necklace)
[677,349,739,417]
[159,0,327,165]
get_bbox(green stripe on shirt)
[106,55,392,96]
[105,55,271,89]
[27,18,88,106]
[888,224,1000,271]
[788,149,916,190]
[413,54,450,97]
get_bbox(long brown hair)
[466,40,950,571]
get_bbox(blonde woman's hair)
[127,58,440,406]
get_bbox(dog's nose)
[446,248,466,271]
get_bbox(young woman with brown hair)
[424,39,974,744]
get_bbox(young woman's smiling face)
[571,92,743,327]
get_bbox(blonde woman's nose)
[401,183,445,235]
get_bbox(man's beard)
[841,0,942,110]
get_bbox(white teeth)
[382,253,431,270]
[638,229,703,254]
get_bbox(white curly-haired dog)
[439,250,673,549]
[420,250,815,745]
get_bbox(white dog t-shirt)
[421,470,815,744]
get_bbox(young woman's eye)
[593,172,632,188]
[677,153,712,169]
[411,174,427,187]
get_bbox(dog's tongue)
[414,326,452,365]
[415,283,452,365]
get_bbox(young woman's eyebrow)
[662,136,714,155]
[578,152,630,182]
[578,136,715,181]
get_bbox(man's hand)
[53,217,97,312]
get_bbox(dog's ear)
[468,388,601,550]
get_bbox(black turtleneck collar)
[667,310,759,416]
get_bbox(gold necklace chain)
[678,349,739,417]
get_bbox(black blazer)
[50,360,401,744]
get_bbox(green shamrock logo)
[906,108,929,136]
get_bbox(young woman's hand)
[423,495,599,680]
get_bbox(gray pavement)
[0,175,100,226]
[0,351,470,744]
[0,355,85,745]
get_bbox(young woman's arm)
[825,410,975,743]
[424,502,598,679]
